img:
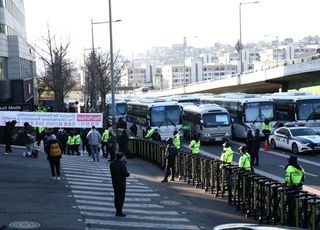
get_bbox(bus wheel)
[292,143,299,155]
[270,139,276,149]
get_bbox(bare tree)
[37,28,77,112]
[83,50,125,112]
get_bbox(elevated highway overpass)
[149,56,320,97]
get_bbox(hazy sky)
[24,0,320,64]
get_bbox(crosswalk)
[61,156,200,230]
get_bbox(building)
[0,0,36,109]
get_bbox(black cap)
[238,145,247,153]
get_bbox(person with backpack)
[45,131,62,180]
[161,138,178,183]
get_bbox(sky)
[24,0,320,65]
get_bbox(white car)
[269,126,320,154]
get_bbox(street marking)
[85,218,200,230]
[72,190,160,197]
[69,185,154,192]
[76,199,164,208]
[80,211,190,222]
[65,173,139,182]
[66,178,104,183]
[74,195,151,202]
[279,165,318,177]
[67,181,149,189]
[79,206,179,215]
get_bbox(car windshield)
[290,128,317,136]
[244,102,274,123]
[202,113,230,127]
[297,99,320,120]
[150,105,182,127]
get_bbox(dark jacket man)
[110,152,130,217]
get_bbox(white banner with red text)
[0,111,103,128]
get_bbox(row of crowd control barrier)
[127,137,320,230]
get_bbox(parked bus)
[182,104,231,142]
[264,92,320,131]
[167,95,200,105]
[126,98,182,140]
[106,100,127,124]
[201,93,276,138]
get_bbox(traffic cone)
[263,140,270,151]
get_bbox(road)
[190,139,320,195]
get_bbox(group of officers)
[146,123,305,190]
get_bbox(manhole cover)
[8,221,41,229]
[160,200,182,206]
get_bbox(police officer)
[101,128,110,158]
[145,126,154,140]
[189,135,201,186]
[285,156,305,188]
[221,141,233,164]
[67,131,75,155]
[262,118,272,144]
[161,138,178,183]
[173,130,180,151]
[110,152,130,217]
[238,145,252,171]
[74,130,81,156]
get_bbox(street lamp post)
[239,1,259,74]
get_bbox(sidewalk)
[0,145,251,229]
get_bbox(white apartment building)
[201,63,237,81]
[127,67,146,88]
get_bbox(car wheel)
[292,143,299,155]
[270,139,276,149]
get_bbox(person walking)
[110,152,130,217]
[238,145,252,171]
[285,156,305,188]
[117,129,129,157]
[86,126,101,162]
[21,122,36,157]
[252,129,261,166]
[101,128,110,158]
[56,129,67,155]
[3,120,17,155]
[67,131,75,155]
[108,131,116,162]
[246,129,253,155]
[161,138,178,183]
[80,128,90,156]
[45,131,62,180]
[262,118,272,144]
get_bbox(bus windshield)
[244,102,274,123]
[202,113,230,127]
[297,99,320,120]
[107,103,126,116]
[150,105,182,127]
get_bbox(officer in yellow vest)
[238,145,252,171]
[285,156,305,188]
[262,118,272,144]
[145,127,154,140]
[74,131,81,156]
[67,132,75,155]
[189,135,201,186]
[221,141,233,164]
[101,128,110,158]
[173,130,180,150]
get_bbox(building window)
[0,0,5,7]
[0,57,7,80]
[0,24,7,34]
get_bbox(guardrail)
[127,137,320,229]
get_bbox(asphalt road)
[0,145,252,230]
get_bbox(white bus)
[126,98,183,140]
[106,100,127,123]
[182,104,231,142]
[264,92,320,132]
[167,95,200,105]
[201,94,276,138]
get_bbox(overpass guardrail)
[127,137,320,230]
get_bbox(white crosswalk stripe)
[61,155,200,230]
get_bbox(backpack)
[49,142,62,157]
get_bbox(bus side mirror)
[200,120,203,130]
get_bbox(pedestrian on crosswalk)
[45,130,62,180]
[86,126,102,162]
[110,152,130,217]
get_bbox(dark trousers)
[101,142,109,158]
[74,144,80,155]
[164,158,175,181]
[252,149,259,165]
[67,145,74,155]
[5,140,12,153]
[48,157,61,177]
[114,186,126,214]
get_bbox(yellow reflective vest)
[102,130,109,143]
[173,133,181,150]
[285,165,305,186]
[189,140,200,154]
[239,152,251,171]
[262,122,272,131]
[145,128,154,140]
[67,136,74,145]
[74,134,81,145]
[221,147,233,164]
